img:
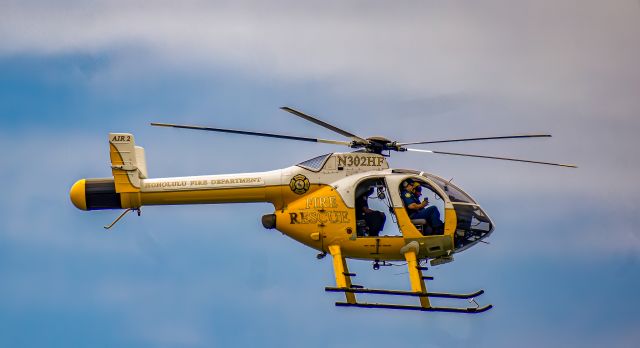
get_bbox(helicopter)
[69,106,576,314]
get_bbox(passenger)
[355,187,386,236]
[402,181,444,235]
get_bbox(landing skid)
[325,244,492,314]
[326,287,491,313]
[335,301,493,313]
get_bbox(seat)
[411,219,427,234]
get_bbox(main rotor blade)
[406,148,577,168]
[150,122,351,146]
[399,134,552,146]
[280,106,368,143]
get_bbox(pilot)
[402,181,444,235]
[355,187,386,236]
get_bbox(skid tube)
[334,301,493,313]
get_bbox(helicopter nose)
[69,179,87,210]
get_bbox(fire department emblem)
[289,174,310,195]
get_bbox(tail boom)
[70,172,284,211]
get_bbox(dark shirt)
[401,190,421,216]
[355,194,369,219]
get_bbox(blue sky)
[1,1,639,347]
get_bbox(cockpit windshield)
[452,204,493,252]
[419,173,492,252]
[422,173,476,204]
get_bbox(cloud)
[1,0,639,105]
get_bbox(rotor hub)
[363,136,401,153]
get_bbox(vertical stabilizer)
[109,133,148,193]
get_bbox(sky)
[1,0,639,347]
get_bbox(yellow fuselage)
[70,169,456,261]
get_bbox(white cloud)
[1,0,639,105]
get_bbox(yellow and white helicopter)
[69,107,576,313]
